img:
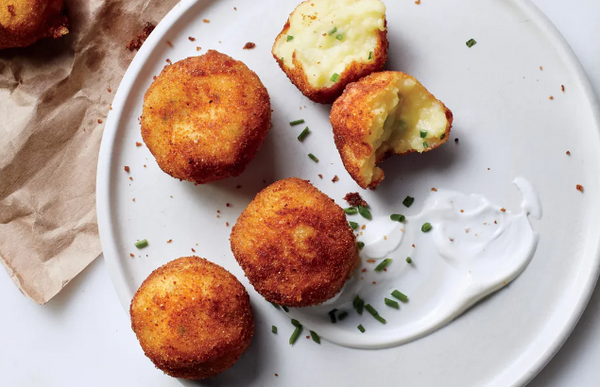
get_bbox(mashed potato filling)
[273,0,386,88]
[362,78,448,183]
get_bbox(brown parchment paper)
[0,0,180,305]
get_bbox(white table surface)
[1,1,599,386]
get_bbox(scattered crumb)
[188,36,196,41]
[431,188,437,192]
[549,95,554,100]
[217,210,221,214]
[306,336,310,339]
[454,138,459,143]
[460,209,464,213]
[450,238,454,242]
[539,66,543,70]
[561,85,565,92]
[166,40,173,47]
[487,168,490,170]
[217,215,220,218]
[415,0,421,3]
[170,195,173,198]
[494,220,497,224]
[143,164,147,168]
[167,239,172,243]
[344,192,368,207]
[383,236,387,240]
[126,22,155,51]
[226,203,231,207]
[361,225,366,230]
[196,46,202,51]
[243,42,256,50]
[203,18,210,23]
[226,222,230,227]
[465,228,470,233]
[136,142,142,147]
[274,374,278,377]
[98,119,103,124]
[566,151,571,155]
[234,7,237,11]
[366,259,376,264]
[576,184,584,193]
[412,244,415,248]
[318,174,323,179]
[501,208,506,212]
[129,177,133,181]
[124,166,130,172]
[130,253,134,257]
[107,87,112,93]
[361,268,367,273]
[191,248,196,252]
[332,175,339,183]
[372,281,377,285]
[166,58,172,65]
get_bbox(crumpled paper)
[0,0,180,304]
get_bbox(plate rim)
[95,0,600,386]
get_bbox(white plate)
[96,0,600,385]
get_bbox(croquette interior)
[273,0,386,89]
[362,76,450,185]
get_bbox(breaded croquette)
[141,50,271,184]
[0,0,68,49]
[230,178,359,307]
[130,256,254,380]
[272,0,388,104]
[331,71,453,189]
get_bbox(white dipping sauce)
[286,177,541,349]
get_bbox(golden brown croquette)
[141,50,271,184]
[272,0,388,104]
[230,178,359,307]
[331,71,453,189]
[130,256,254,380]
[0,0,68,49]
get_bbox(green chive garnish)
[358,206,372,220]
[368,51,373,60]
[365,304,378,317]
[353,295,364,315]
[134,239,148,249]
[328,309,338,324]
[374,315,387,324]
[390,214,405,222]
[357,241,365,249]
[423,141,429,148]
[402,196,414,208]
[328,27,338,35]
[421,222,432,232]
[308,153,319,162]
[272,325,278,333]
[289,326,302,345]
[338,311,349,321]
[440,133,446,140]
[297,127,310,141]
[331,73,340,82]
[291,318,301,328]
[289,119,305,126]
[282,306,290,312]
[391,290,409,303]
[384,298,399,309]
[420,130,428,138]
[374,258,392,272]
[406,257,413,264]
[357,324,366,333]
[466,38,477,48]
[336,34,343,41]
[270,302,281,310]
[287,35,294,42]
[344,207,358,215]
[310,330,321,344]
[349,221,359,230]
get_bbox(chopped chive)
[353,295,365,315]
[466,38,477,48]
[420,130,428,138]
[331,73,340,82]
[272,325,278,333]
[440,133,446,140]
[384,298,400,309]
[134,239,148,248]
[289,119,305,126]
[357,324,366,333]
[291,318,301,328]
[357,241,365,249]
[423,141,429,148]
[406,257,413,264]
[390,214,405,222]
[338,311,349,321]
[310,330,321,344]
[349,221,359,230]
[391,290,409,303]
[328,27,338,35]
[402,196,414,208]
[282,306,289,312]
[374,315,387,324]
[308,153,319,163]
[344,207,358,215]
[368,51,373,60]
[297,127,310,141]
[365,304,379,317]
[287,35,294,42]
[336,34,344,41]
[289,325,302,345]
[374,258,392,272]
[421,222,433,232]
[358,206,372,220]
[328,309,338,324]
[270,302,281,310]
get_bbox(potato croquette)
[130,256,254,380]
[141,50,271,184]
[331,71,453,189]
[230,178,359,307]
[0,0,68,49]
[272,0,388,104]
